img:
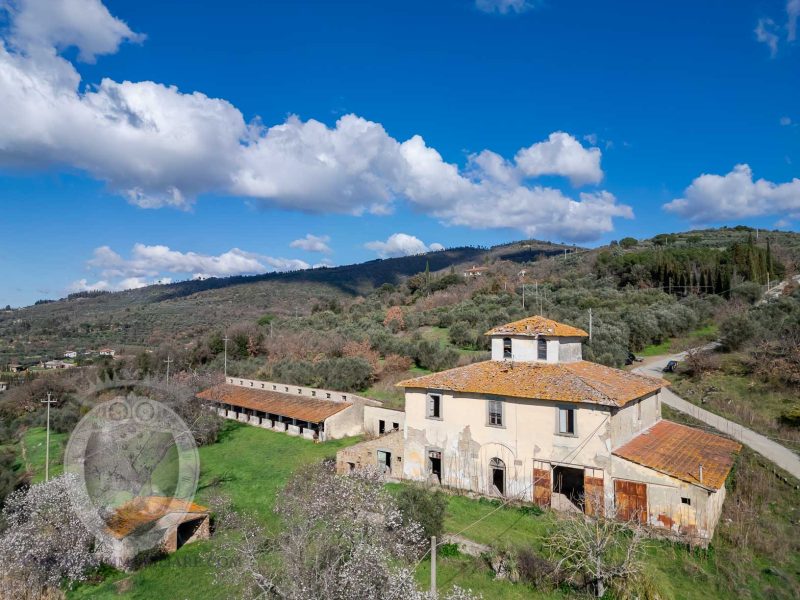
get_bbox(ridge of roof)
[485,315,589,338]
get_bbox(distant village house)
[463,265,488,277]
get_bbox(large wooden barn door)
[584,468,604,517]
[533,463,551,508]
[614,479,647,523]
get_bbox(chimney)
[699,464,704,484]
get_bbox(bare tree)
[210,463,480,600]
[544,492,646,598]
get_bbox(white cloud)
[365,234,444,258]
[475,0,538,15]
[76,243,311,293]
[789,0,800,41]
[0,1,632,242]
[289,233,332,254]
[780,116,793,126]
[755,18,780,57]
[2,0,144,62]
[515,132,603,186]
[663,164,800,223]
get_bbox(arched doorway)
[490,457,506,496]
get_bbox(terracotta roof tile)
[485,315,588,338]
[106,496,208,539]
[396,360,665,407]
[613,420,741,490]
[197,384,351,423]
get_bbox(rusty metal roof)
[197,384,351,423]
[613,420,741,490]
[106,496,208,539]
[485,315,588,338]
[396,360,665,407]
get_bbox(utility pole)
[522,284,526,309]
[40,392,56,482]
[223,335,229,379]
[164,355,173,385]
[589,308,593,342]
[430,535,437,594]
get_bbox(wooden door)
[533,467,551,508]
[614,479,647,523]
[584,470,604,517]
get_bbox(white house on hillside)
[344,315,740,543]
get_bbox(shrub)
[396,484,448,540]
[719,313,756,351]
[415,340,459,372]
[619,237,638,249]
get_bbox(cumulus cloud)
[2,0,144,62]
[663,164,800,223]
[365,234,444,258]
[515,132,603,186]
[780,116,793,126]
[475,0,538,14]
[72,243,311,292]
[289,233,332,254]
[0,0,632,241]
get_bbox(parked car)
[663,360,678,373]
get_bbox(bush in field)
[414,340,459,372]
[383,353,413,374]
[719,313,756,351]
[449,322,480,349]
[396,484,448,540]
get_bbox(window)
[377,450,391,473]
[537,339,547,360]
[428,450,442,482]
[503,337,512,359]
[681,497,691,506]
[326,393,331,399]
[488,399,504,427]
[379,419,386,434]
[490,457,506,495]
[427,393,442,419]
[558,407,576,435]
[392,422,399,430]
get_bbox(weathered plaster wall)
[609,391,661,448]
[609,455,723,541]
[324,403,365,439]
[402,388,613,500]
[363,405,405,437]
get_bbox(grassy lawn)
[16,426,68,483]
[69,422,360,598]
[640,323,718,357]
[67,417,800,600]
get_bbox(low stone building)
[336,430,404,480]
[197,377,394,441]
[104,496,210,569]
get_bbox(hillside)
[1,226,798,368]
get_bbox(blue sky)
[0,0,798,307]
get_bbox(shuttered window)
[537,339,547,360]
[488,399,503,426]
[558,407,575,435]
[427,393,441,418]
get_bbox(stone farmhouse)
[196,315,740,543]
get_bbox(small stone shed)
[104,496,210,569]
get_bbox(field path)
[634,346,800,481]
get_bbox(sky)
[0,0,798,308]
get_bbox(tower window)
[503,337,512,358]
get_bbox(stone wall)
[336,430,404,480]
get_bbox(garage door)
[614,479,647,523]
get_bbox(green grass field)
[65,417,800,599]
[16,426,68,483]
[640,323,718,357]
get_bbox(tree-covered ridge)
[597,237,784,295]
